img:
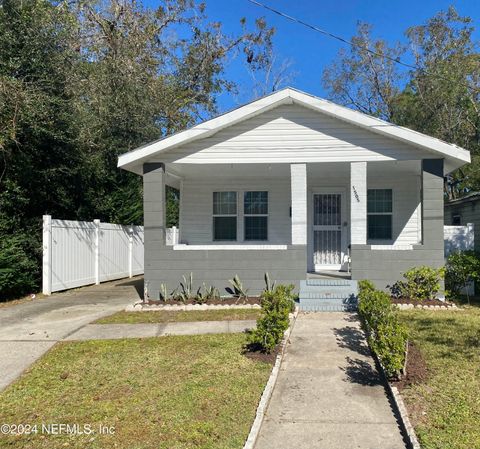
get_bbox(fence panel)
[43,215,144,294]
[444,223,474,257]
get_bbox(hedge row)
[358,280,408,379]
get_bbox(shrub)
[445,251,480,298]
[388,266,443,301]
[0,234,39,300]
[358,280,408,379]
[247,284,295,353]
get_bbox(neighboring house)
[118,88,470,298]
[445,192,480,252]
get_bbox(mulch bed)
[145,296,261,306]
[391,297,454,307]
[243,342,280,365]
[392,341,428,391]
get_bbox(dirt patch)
[146,296,261,306]
[243,342,279,365]
[391,297,455,307]
[392,341,428,391]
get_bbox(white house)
[118,88,470,306]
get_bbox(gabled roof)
[118,87,470,174]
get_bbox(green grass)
[0,334,271,449]
[95,309,262,324]
[398,307,480,449]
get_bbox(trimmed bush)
[445,251,480,298]
[358,281,408,379]
[389,266,443,301]
[247,284,295,353]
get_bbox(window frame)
[367,188,393,241]
[212,191,238,241]
[244,191,269,241]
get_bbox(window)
[213,192,237,240]
[452,214,461,225]
[244,191,268,240]
[367,189,392,240]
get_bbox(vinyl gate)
[42,215,144,294]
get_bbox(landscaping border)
[242,308,299,449]
[395,303,457,310]
[371,350,421,449]
[125,302,261,312]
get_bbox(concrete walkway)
[255,313,407,449]
[65,320,256,340]
[0,277,141,390]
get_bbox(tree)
[0,0,276,299]
[322,22,404,121]
[396,7,480,198]
[322,9,480,198]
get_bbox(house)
[118,88,470,300]
[445,192,480,252]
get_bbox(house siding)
[351,159,444,290]
[160,104,433,164]
[180,177,291,245]
[445,200,480,252]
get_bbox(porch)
[142,158,444,297]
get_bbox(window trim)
[367,188,393,241]
[212,191,238,241]
[244,191,269,241]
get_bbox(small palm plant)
[226,274,249,300]
[177,273,193,302]
[264,272,276,293]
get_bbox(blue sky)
[144,0,480,111]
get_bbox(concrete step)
[299,278,358,312]
[303,279,354,287]
[299,299,357,312]
[299,292,357,300]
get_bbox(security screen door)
[313,193,344,270]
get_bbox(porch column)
[143,162,166,247]
[290,163,307,245]
[350,162,367,245]
[421,159,444,249]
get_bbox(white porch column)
[291,163,307,245]
[350,162,367,244]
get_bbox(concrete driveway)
[0,277,141,390]
[255,313,407,449]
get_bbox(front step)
[299,279,358,312]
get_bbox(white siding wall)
[161,104,432,164]
[180,177,291,245]
[367,174,421,245]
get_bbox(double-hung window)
[367,189,393,240]
[244,191,268,241]
[213,192,237,241]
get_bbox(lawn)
[398,307,480,449]
[0,334,271,449]
[95,308,261,324]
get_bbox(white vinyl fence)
[444,223,474,257]
[166,226,179,246]
[42,215,144,295]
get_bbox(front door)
[313,192,345,270]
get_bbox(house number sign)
[352,186,360,202]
